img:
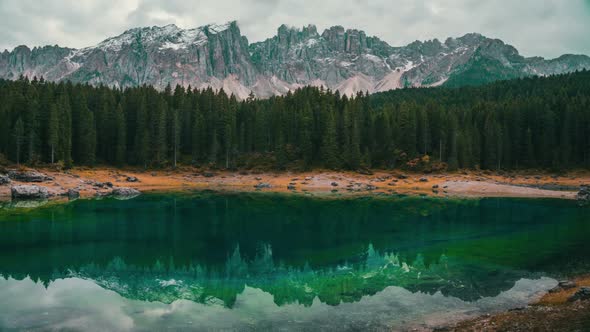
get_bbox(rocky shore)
[1,167,589,203]
[437,275,590,331]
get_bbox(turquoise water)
[0,193,589,331]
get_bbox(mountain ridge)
[1,21,589,99]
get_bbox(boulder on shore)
[568,287,590,302]
[126,176,139,183]
[0,174,10,185]
[112,187,141,199]
[8,170,53,183]
[254,183,272,189]
[67,189,80,200]
[11,185,49,200]
[577,185,589,204]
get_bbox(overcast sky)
[1,0,589,58]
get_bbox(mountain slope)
[1,21,589,98]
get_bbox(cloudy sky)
[1,0,589,58]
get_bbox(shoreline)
[437,275,590,331]
[1,166,588,202]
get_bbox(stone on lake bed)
[126,176,139,182]
[254,183,272,189]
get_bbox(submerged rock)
[11,185,49,199]
[9,200,49,209]
[112,187,141,199]
[8,170,53,182]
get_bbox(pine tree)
[114,103,127,165]
[154,98,168,165]
[171,109,180,168]
[58,94,73,168]
[134,97,149,167]
[321,107,339,169]
[78,108,97,165]
[447,113,459,171]
[25,97,40,164]
[48,103,59,164]
[13,117,25,165]
[191,109,204,164]
[300,103,314,169]
[398,102,417,158]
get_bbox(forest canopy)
[0,70,589,171]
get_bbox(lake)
[0,193,589,331]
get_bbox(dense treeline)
[1,71,589,171]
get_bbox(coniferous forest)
[1,70,589,171]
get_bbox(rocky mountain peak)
[1,22,589,99]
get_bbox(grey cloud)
[0,0,589,58]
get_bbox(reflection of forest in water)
[0,193,589,307]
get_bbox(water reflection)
[0,275,556,331]
[1,243,530,307]
[0,193,588,330]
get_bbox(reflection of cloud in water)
[14,244,533,307]
[0,276,556,331]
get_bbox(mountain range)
[1,21,589,99]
